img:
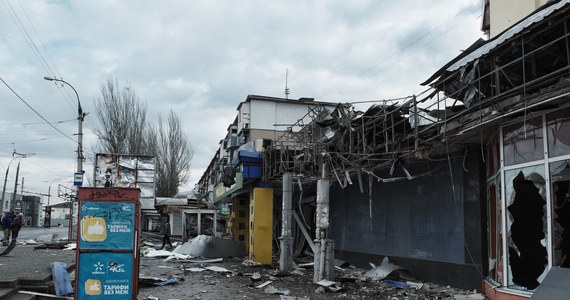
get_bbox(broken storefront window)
[505,167,548,290]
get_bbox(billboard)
[94,153,155,210]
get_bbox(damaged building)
[194,0,570,299]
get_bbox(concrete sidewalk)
[0,243,75,299]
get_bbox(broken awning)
[423,0,570,86]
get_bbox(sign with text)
[76,252,134,298]
[79,202,135,250]
[75,188,140,300]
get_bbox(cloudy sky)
[0,0,484,204]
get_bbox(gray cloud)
[0,0,483,200]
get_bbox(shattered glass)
[504,166,548,290]
[547,107,570,158]
[503,117,544,166]
[550,160,570,268]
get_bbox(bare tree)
[93,78,193,196]
[93,78,150,155]
[154,110,193,197]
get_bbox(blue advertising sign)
[79,202,135,250]
[77,252,134,299]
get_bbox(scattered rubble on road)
[137,246,489,300]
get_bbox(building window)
[547,107,570,158]
[550,159,570,267]
[503,116,544,166]
[504,165,547,290]
[487,107,570,292]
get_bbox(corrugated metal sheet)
[447,0,570,72]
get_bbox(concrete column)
[279,173,294,272]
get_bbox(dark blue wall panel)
[330,158,466,264]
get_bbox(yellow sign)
[85,279,102,295]
[81,216,107,242]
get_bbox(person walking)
[10,213,23,241]
[1,212,13,245]
[160,220,173,249]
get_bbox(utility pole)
[11,160,21,210]
[43,76,85,175]
[1,153,28,213]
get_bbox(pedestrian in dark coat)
[161,220,173,249]
[1,212,13,245]
[11,213,23,241]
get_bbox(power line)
[0,76,77,144]
[2,0,55,76]
[327,2,481,99]
[0,119,76,127]
[16,0,63,77]
[0,136,66,145]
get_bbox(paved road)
[15,226,70,242]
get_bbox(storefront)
[485,106,570,297]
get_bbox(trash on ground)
[52,262,73,296]
[173,235,246,258]
[406,281,424,289]
[297,262,313,268]
[139,276,180,286]
[186,257,223,263]
[185,267,206,272]
[251,272,262,281]
[256,281,273,289]
[63,243,76,250]
[205,266,232,273]
[264,286,291,296]
[242,259,267,267]
[316,279,336,287]
[385,280,410,289]
[280,296,309,300]
[363,257,416,281]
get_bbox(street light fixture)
[43,76,85,176]
[1,153,28,213]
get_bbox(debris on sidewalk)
[363,257,416,281]
[204,266,232,273]
[52,262,73,296]
[316,279,344,292]
[173,234,246,258]
[139,276,181,286]
[256,280,273,288]
[280,296,309,300]
[264,286,291,296]
[250,271,262,281]
[316,279,336,287]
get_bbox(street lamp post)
[43,76,85,175]
[44,76,85,241]
[0,154,27,213]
